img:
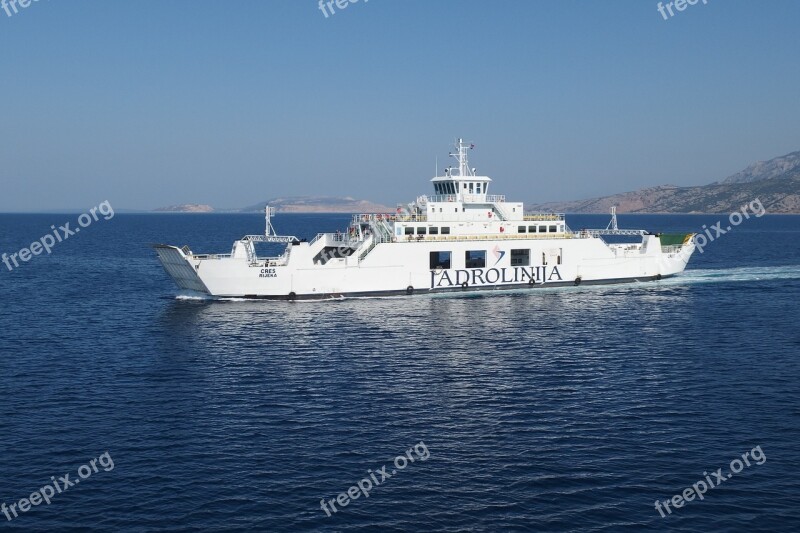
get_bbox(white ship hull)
[155,139,697,300]
[155,234,695,300]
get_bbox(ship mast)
[265,206,277,237]
[449,138,476,177]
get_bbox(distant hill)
[718,151,800,184]
[529,150,800,214]
[153,196,393,214]
[240,196,393,214]
[154,204,215,213]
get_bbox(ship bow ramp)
[153,244,211,294]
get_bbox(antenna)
[449,138,475,177]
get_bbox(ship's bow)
[153,244,211,294]
[659,234,697,276]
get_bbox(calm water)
[0,213,798,532]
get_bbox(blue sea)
[0,212,798,532]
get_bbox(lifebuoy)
[500,227,505,233]
[406,286,414,295]
[488,212,493,218]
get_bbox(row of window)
[430,249,562,269]
[519,225,561,233]
[405,225,562,236]
[433,182,487,195]
[405,226,451,236]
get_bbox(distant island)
[154,203,215,213]
[528,150,800,214]
[154,197,392,214]
[240,196,393,213]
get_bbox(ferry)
[155,139,696,300]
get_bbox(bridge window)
[529,226,537,233]
[511,249,530,266]
[476,183,482,194]
[417,227,427,235]
[430,251,451,270]
[539,225,547,233]
[441,227,451,235]
[405,227,414,235]
[429,227,439,235]
[549,225,557,233]
[465,250,486,268]
[518,226,526,233]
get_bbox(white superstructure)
[155,139,696,300]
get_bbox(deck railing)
[397,233,573,243]
[523,213,565,221]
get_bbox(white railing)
[426,194,506,203]
[427,195,458,203]
[523,213,565,221]
[661,245,684,254]
[311,232,361,246]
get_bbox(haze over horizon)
[1,0,799,212]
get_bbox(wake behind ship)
[155,140,696,300]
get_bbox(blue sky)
[1,0,799,211]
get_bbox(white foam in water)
[175,291,216,301]
[668,266,800,285]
